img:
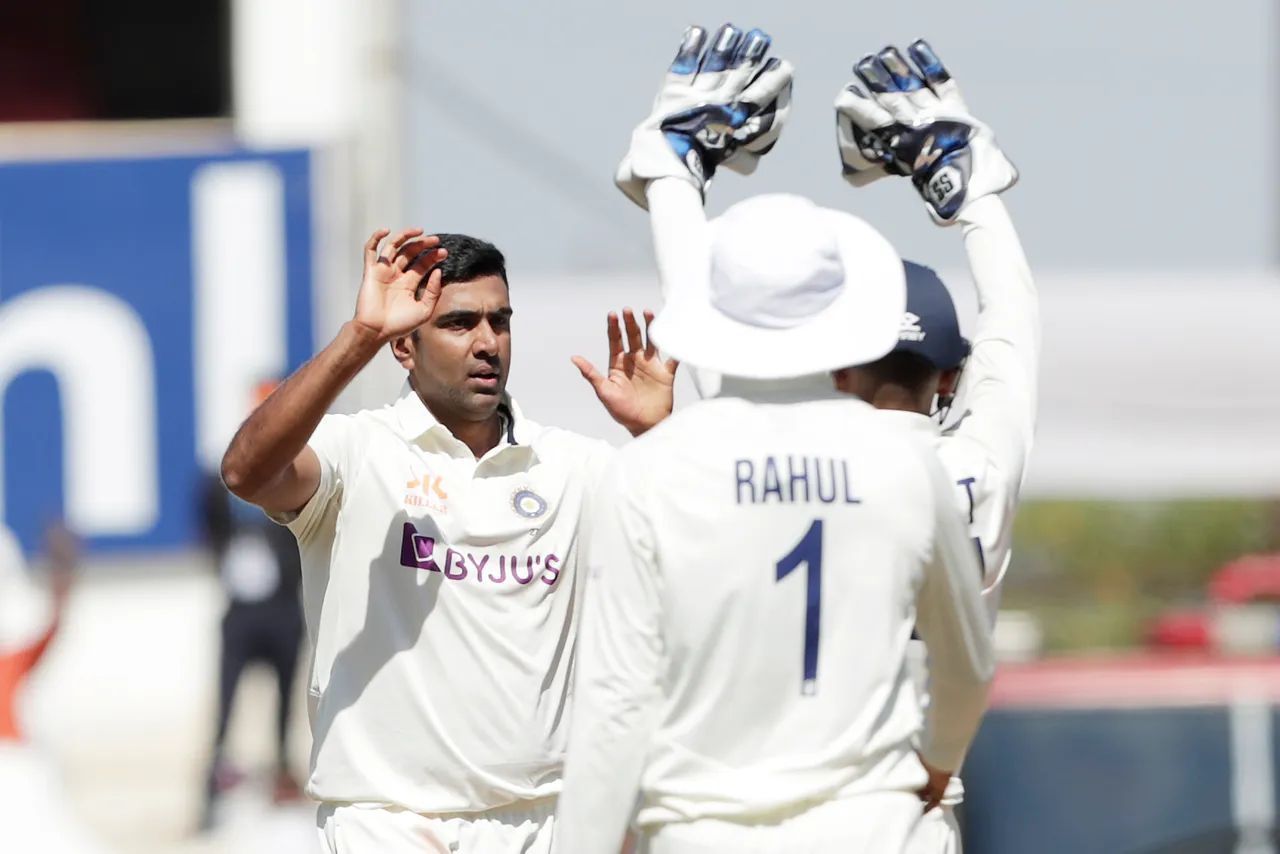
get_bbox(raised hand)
[617,23,793,209]
[834,40,1017,224]
[352,228,449,342]
[572,309,678,437]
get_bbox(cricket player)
[0,524,108,853]
[553,26,995,853]
[832,41,1037,852]
[219,232,685,852]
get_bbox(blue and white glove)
[616,23,793,210]
[834,40,1017,224]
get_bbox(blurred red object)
[1145,609,1212,651]
[1208,553,1280,604]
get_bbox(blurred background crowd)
[0,1,1275,852]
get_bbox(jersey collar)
[390,382,542,461]
[716,373,852,405]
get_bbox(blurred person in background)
[219,227,678,853]
[0,522,108,852]
[0,525,73,742]
[200,381,306,831]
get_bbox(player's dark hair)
[860,350,940,394]
[430,233,508,288]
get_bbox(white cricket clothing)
[553,380,994,853]
[639,791,924,854]
[315,798,556,854]
[273,384,613,814]
[890,194,1039,811]
[641,180,1035,845]
[905,805,962,854]
[934,194,1038,612]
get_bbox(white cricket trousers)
[638,792,924,854]
[905,805,962,854]
[316,798,556,854]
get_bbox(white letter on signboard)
[191,160,288,470]
[0,286,158,535]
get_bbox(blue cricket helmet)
[895,261,969,370]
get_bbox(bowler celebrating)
[221,230,676,852]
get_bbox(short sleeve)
[265,413,355,542]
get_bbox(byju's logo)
[0,151,313,553]
[398,522,562,587]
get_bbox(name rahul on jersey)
[734,455,862,505]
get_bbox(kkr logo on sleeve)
[398,522,562,587]
[404,468,449,514]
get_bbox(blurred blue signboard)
[0,148,313,554]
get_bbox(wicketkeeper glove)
[616,23,794,210]
[834,40,1017,224]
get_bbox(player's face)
[404,274,512,424]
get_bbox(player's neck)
[442,415,502,459]
[866,385,930,415]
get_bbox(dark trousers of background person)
[204,595,305,828]
[214,597,303,766]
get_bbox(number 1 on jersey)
[775,518,823,696]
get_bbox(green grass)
[1001,499,1280,651]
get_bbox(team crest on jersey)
[512,488,548,519]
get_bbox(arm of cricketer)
[913,447,998,809]
[220,229,446,513]
[949,195,1039,600]
[552,457,663,854]
[836,40,1039,600]
[616,23,794,399]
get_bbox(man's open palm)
[353,228,449,342]
[573,309,678,437]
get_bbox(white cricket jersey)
[643,182,1037,816]
[885,195,1038,614]
[888,195,1039,806]
[273,383,613,814]
[553,379,994,853]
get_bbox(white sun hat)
[650,193,906,379]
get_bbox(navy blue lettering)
[841,460,861,504]
[957,477,977,524]
[815,458,838,503]
[787,456,810,503]
[761,456,784,503]
[735,459,756,504]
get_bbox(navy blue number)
[775,519,824,695]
